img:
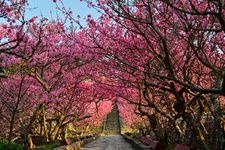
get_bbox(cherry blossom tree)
[0,2,112,148]
[0,0,28,58]
[0,74,38,144]
[3,0,225,149]
[76,0,225,149]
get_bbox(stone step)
[103,102,121,135]
[81,135,134,149]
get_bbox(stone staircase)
[103,102,121,135]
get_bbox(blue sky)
[25,0,100,26]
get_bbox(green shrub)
[0,140,24,150]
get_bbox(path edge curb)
[53,134,100,150]
[121,134,152,150]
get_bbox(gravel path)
[80,135,134,150]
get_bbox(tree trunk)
[28,134,35,149]
[42,104,49,142]
[50,124,61,141]
[210,76,225,150]
[210,93,224,150]
[8,111,16,144]
[50,116,64,141]
[8,76,25,143]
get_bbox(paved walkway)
[80,135,134,150]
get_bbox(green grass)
[0,140,24,150]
